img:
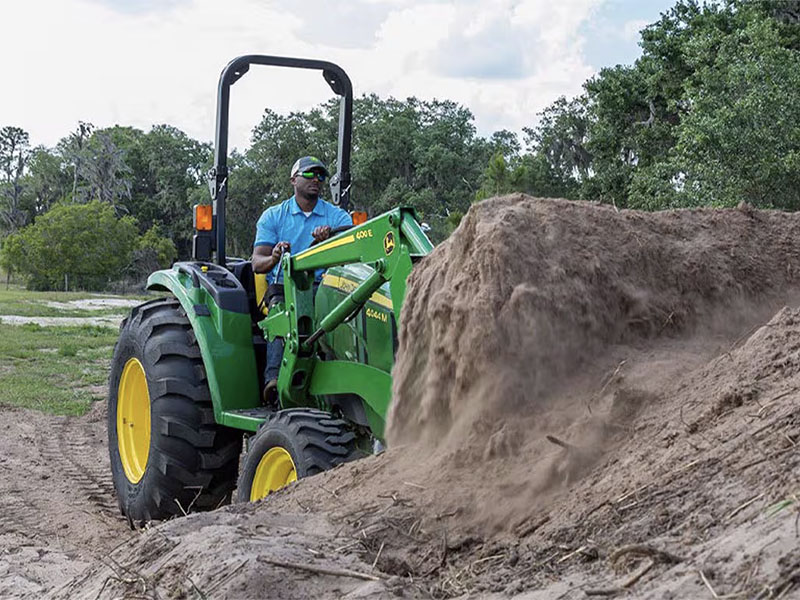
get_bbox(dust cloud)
[387,194,800,529]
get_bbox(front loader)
[107,55,432,522]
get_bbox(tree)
[509,0,800,209]
[0,126,32,233]
[59,121,94,200]
[135,125,211,256]
[524,96,591,186]
[488,129,521,162]
[99,124,212,258]
[24,147,70,219]
[128,224,178,280]
[475,151,578,202]
[1,200,138,290]
[80,131,132,209]
[672,8,800,208]
[59,124,135,211]
[412,99,487,218]
[226,151,271,258]
[476,153,513,200]
[351,95,421,211]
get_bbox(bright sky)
[1,0,675,151]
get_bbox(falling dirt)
[2,196,799,599]
[389,195,800,447]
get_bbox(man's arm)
[253,207,290,274]
[253,242,290,274]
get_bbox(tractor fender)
[146,263,260,419]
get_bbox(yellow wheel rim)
[117,358,151,484]
[250,447,297,501]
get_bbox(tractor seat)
[254,271,268,316]
[226,259,269,321]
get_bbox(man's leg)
[265,336,284,382]
[262,282,318,406]
[263,285,284,406]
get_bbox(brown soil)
[2,195,799,599]
[0,402,129,597]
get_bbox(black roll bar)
[206,55,354,266]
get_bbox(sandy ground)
[0,315,124,327]
[42,299,143,311]
[0,296,141,327]
[0,402,129,598]
[0,402,390,599]
[1,198,799,599]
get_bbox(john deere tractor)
[107,55,433,523]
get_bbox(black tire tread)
[108,297,242,523]
[237,408,362,502]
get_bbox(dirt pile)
[389,195,800,447]
[346,194,800,594]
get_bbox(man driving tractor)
[252,155,352,405]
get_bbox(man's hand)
[253,241,290,274]
[312,225,332,242]
[272,241,291,261]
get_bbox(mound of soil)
[3,195,799,599]
[390,195,800,446]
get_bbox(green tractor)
[107,55,433,523]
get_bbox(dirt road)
[0,403,128,597]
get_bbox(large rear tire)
[108,297,242,524]
[237,409,361,502]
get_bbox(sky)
[1,0,676,151]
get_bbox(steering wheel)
[309,225,352,247]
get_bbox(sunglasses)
[298,170,326,182]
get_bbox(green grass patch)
[0,323,119,415]
[59,343,78,357]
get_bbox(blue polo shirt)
[255,195,352,284]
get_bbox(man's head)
[290,156,329,203]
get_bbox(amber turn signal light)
[194,204,213,231]
[350,211,368,226]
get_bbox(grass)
[0,284,152,416]
[0,322,120,415]
[0,321,123,415]
[766,494,798,517]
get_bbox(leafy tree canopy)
[517,0,800,209]
[0,201,176,291]
[1,201,138,290]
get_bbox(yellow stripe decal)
[295,235,356,262]
[321,273,393,310]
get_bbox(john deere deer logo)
[383,232,395,255]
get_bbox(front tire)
[237,409,361,502]
[108,297,242,524]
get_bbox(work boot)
[262,379,279,410]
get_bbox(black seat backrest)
[227,259,262,323]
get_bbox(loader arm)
[255,207,433,438]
